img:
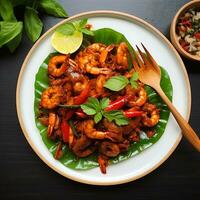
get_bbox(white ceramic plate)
[16,11,191,185]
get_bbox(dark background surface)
[0,0,200,199]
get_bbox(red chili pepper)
[61,120,70,143]
[105,95,131,112]
[194,32,200,40]
[65,110,74,120]
[75,108,87,118]
[65,82,91,120]
[123,110,143,118]
[74,81,91,105]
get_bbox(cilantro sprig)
[56,18,94,36]
[104,72,139,91]
[80,97,129,126]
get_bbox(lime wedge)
[51,31,83,54]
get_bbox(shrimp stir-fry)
[38,42,160,174]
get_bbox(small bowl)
[170,0,200,61]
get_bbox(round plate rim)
[16,10,191,185]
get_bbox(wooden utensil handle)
[156,86,200,152]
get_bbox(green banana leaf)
[34,28,173,170]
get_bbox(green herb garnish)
[0,0,68,52]
[104,75,129,91]
[103,110,129,126]
[80,97,129,125]
[56,18,94,37]
[130,72,139,89]
[104,72,139,91]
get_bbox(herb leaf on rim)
[56,23,76,35]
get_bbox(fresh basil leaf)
[80,104,96,115]
[0,0,16,21]
[104,75,129,91]
[81,28,94,36]
[100,98,110,109]
[103,110,129,126]
[103,110,120,121]
[39,0,68,17]
[87,97,101,111]
[115,118,129,126]
[130,81,138,89]
[130,72,139,89]
[0,0,22,52]
[105,110,125,117]
[72,20,80,30]
[0,21,23,47]
[103,113,113,122]
[11,0,27,7]
[56,23,75,35]
[79,18,87,28]
[94,112,102,124]
[130,72,139,81]
[7,32,22,52]
[73,19,89,31]
[24,7,43,42]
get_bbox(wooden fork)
[132,44,200,152]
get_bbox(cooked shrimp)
[40,86,63,109]
[80,120,119,141]
[86,43,106,53]
[96,75,107,95]
[99,44,115,64]
[88,78,98,97]
[48,55,68,77]
[116,42,129,69]
[103,119,122,133]
[142,103,160,127]
[47,113,60,137]
[128,87,147,107]
[72,134,96,157]
[49,76,71,86]
[86,64,111,75]
[102,119,124,142]
[118,140,130,152]
[62,91,74,105]
[75,49,111,75]
[54,142,63,159]
[98,154,109,174]
[99,141,120,157]
[73,75,89,94]
[38,116,49,126]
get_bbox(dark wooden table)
[1,0,200,199]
